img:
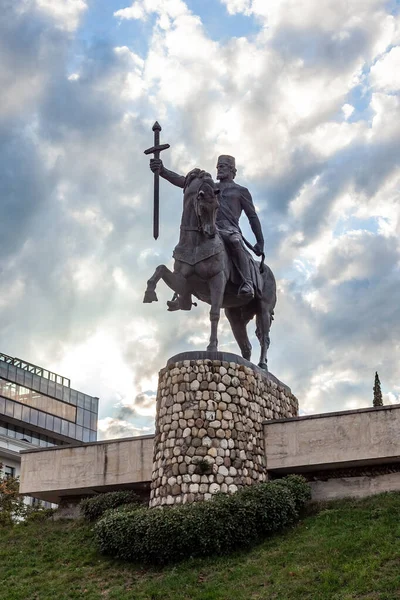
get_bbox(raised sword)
[144,121,170,240]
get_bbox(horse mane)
[183,168,214,192]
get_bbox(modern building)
[0,351,99,503]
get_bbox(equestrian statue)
[143,122,276,370]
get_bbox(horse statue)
[143,169,276,370]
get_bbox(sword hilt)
[144,143,170,157]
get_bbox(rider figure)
[149,154,264,306]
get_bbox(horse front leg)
[207,272,226,352]
[143,265,187,303]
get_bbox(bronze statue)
[143,124,276,369]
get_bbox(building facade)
[0,351,99,499]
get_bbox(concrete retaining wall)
[19,365,400,504]
[19,435,154,503]
[264,404,400,473]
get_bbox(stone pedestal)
[149,352,298,508]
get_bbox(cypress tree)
[373,371,383,407]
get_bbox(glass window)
[8,365,16,381]
[77,393,84,408]
[2,382,16,400]
[76,408,84,426]
[84,395,92,411]
[21,430,32,443]
[7,424,16,438]
[0,396,5,413]
[90,397,98,413]
[0,421,7,436]
[4,465,16,478]
[0,377,76,423]
[83,410,91,429]
[16,370,24,385]
[70,390,77,406]
[48,380,56,398]
[76,425,83,441]
[24,372,33,389]
[5,400,14,418]
[22,405,30,422]
[89,430,97,442]
[38,411,46,429]
[40,378,48,395]
[83,428,90,442]
[30,433,40,447]
[53,417,61,434]
[13,402,22,421]
[29,408,39,426]
[68,422,76,439]
[90,412,97,430]
[32,374,40,391]
[61,419,69,436]
[55,384,63,400]
[62,387,70,403]
[0,362,8,378]
[45,414,54,431]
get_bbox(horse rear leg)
[143,265,187,303]
[256,305,272,370]
[225,307,252,361]
[207,272,226,352]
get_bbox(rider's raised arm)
[241,187,264,250]
[160,166,185,189]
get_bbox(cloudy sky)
[1,0,400,439]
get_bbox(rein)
[180,225,201,232]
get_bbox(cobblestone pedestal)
[149,352,298,508]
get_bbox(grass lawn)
[1,492,400,600]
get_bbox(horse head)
[196,181,220,238]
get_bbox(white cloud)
[220,0,251,15]
[342,103,355,120]
[370,45,400,92]
[35,0,87,31]
[114,0,189,21]
[2,0,400,433]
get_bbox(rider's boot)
[236,254,254,299]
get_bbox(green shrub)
[23,508,56,524]
[273,474,312,510]
[94,476,310,565]
[102,502,143,519]
[0,468,28,526]
[80,490,142,521]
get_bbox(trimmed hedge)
[94,475,311,564]
[80,490,142,522]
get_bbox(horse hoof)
[207,344,218,353]
[143,290,158,303]
[258,362,268,371]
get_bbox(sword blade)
[153,169,159,240]
[153,125,160,240]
